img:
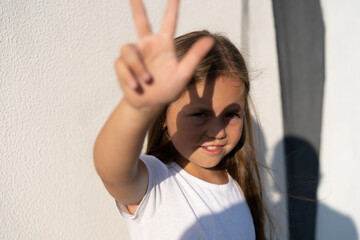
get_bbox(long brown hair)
[147,30,271,240]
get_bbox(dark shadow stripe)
[271,1,325,239]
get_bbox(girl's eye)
[225,112,241,119]
[192,113,208,118]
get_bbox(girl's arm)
[93,0,213,206]
[93,99,161,205]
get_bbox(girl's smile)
[200,144,225,155]
[165,76,245,183]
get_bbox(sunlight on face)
[165,76,246,180]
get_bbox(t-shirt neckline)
[168,161,233,190]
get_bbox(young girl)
[94,0,269,239]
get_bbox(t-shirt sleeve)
[115,154,169,223]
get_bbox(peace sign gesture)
[116,0,214,109]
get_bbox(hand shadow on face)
[169,69,245,171]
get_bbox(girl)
[94,0,270,239]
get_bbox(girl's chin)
[175,151,227,169]
[190,157,224,170]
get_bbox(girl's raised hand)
[115,0,214,109]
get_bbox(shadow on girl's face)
[165,76,246,177]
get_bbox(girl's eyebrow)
[186,103,243,112]
[189,105,212,111]
[225,104,242,112]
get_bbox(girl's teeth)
[206,146,218,150]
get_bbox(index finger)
[177,37,215,83]
[130,0,152,38]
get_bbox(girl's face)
[165,76,246,181]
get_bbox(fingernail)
[142,72,151,82]
[128,80,137,89]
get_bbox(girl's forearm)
[93,98,162,186]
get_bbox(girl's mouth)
[200,145,224,155]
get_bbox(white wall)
[0,0,286,239]
[317,0,360,239]
[1,1,132,239]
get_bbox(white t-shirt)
[116,154,255,240]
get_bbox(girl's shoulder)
[140,154,171,181]
[139,154,166,168]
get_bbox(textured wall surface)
[0,0,285,239]
[0,0,132,239]
[317,0,360,239]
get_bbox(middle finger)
[160,0,180,37]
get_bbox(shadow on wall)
[283,136,319,240]
[253,117,358,239]
[276,136,358,239]
[316,203,358,240]
[271,137,358,239]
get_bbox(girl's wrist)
[120,98,164,122]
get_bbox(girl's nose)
[207,120,226,139]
